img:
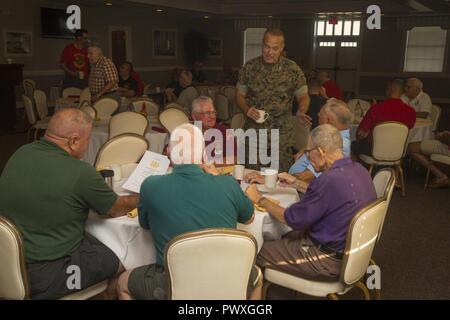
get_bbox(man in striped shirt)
[87,44,120,105]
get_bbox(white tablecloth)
[82,125,169,165]
[85,169,299,270]
[350,118,434,143]
[238,182,298,252]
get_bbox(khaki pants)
[420,139,450,156]
[256,231,341,281]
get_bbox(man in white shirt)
[401,78,432,119]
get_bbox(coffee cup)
[255,110,269,124]
[78,71,84,79]
[233,165,245,181]
[262,168,278,189]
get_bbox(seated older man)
[246,98,351,185]
[401,77,432,119]
[0,109,138,299]
[246,124,376,280]
[191,95,236,165]
[117,123,260,300]
[409,131,450,188]
[353,79,416,157]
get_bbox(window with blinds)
[243,28,267,64]
[404,26,447,72]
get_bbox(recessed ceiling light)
[156,9,163,12]
[105,2,113,6]
[204,15,209,19]
[267,15,273,18]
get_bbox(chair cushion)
[431,154,450,165]
[264,268,350,297]
[360,154,400,166]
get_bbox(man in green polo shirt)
[117,123,260,300]
[0,108,138,299]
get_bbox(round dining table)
[85,167,299,270]
[82,122,169,166]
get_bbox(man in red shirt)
[191,96,236,165]
[352,79,416,156]
[60,29,90,89]
[318,71,343,100]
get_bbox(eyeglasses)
[197,111,217,117]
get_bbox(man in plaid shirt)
[87,44,120,104]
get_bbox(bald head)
[169,123,205,165]
[386,79,404,98]
[46,108,92,138]
[45,109,93,159]
[262,28,285,64]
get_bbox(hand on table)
[245,171,264,184]
[278,172,297,186]
[245,183,263,204]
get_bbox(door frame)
[108,26,133,63]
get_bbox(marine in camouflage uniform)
[236,56,308,172]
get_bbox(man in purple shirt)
[246,124,376,280]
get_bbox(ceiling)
[52,0,450,17]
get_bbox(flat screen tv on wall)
[41,7,74,39]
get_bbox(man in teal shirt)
[117,123,259,300]
[0,109,138,299]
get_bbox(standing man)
[87,44,120,105]
[236,29,310,172]
[60,29,90,89]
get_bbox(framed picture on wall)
[152,29,177,58]
[3,30,33,57]
[207,37,222,58]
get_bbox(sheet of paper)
[122,151,170,193]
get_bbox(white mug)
[233,165,245,181]
[262,168,278,189]
[78,71,84,80]
[255,110,269,124]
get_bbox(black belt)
[310,237,344,260]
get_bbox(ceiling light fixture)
[204,15,209,19]
[156,9,163,12]
[105,2,113,6]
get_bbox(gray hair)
[169,123,205,165]
[324,98,352,127]
[310,124,343,154]
[192,96,214,114]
